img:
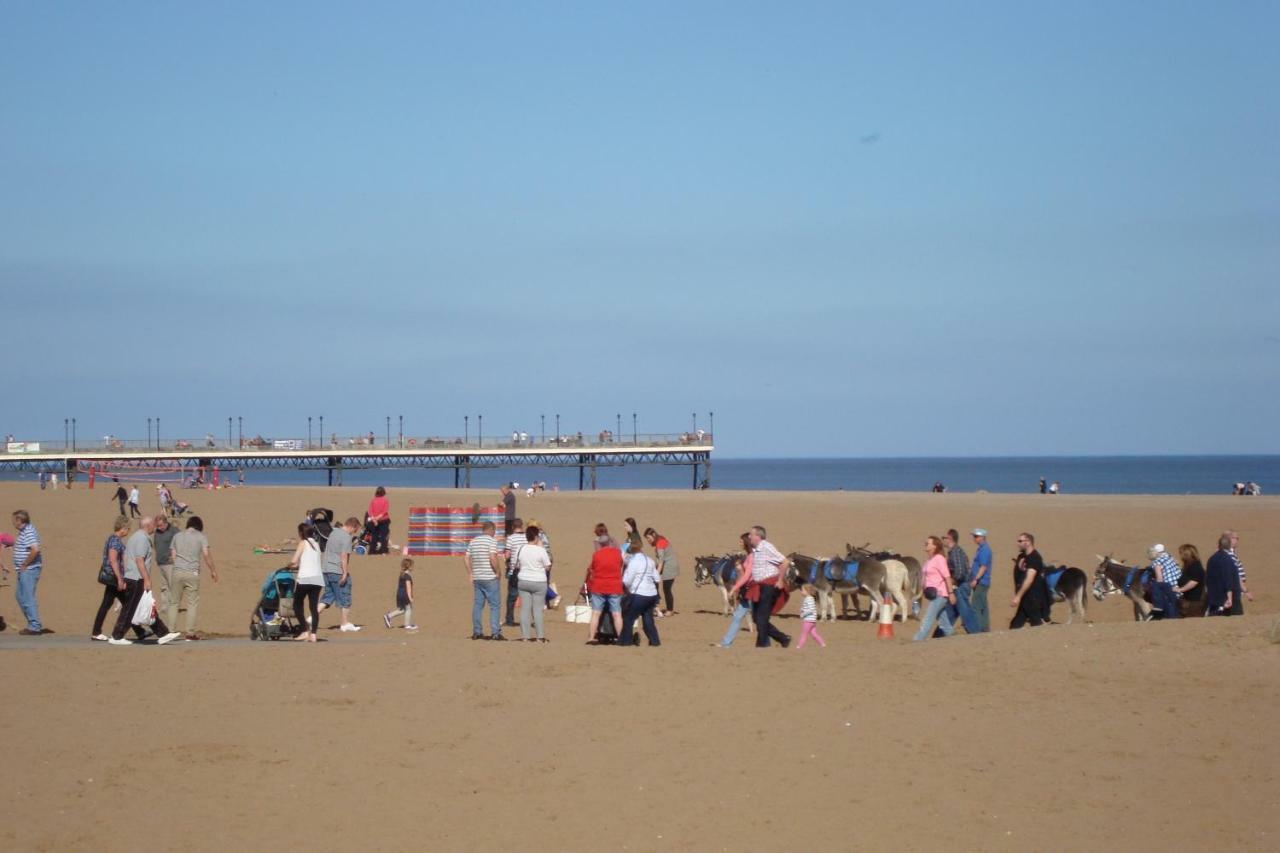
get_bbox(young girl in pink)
[796,583,826,648]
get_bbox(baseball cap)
[971,528,987,537]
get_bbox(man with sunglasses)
[1009,532,1048,629]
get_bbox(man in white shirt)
[747,525,791,648]
[128,485,141,518]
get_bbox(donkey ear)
[1095,554,1106,562]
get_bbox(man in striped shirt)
[465,521,505,640]
[11,510,46,635]
[747,525,791,648]
[1224,530,1252,615]
[503,518,527,627]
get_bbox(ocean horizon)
[8,454,1274,496]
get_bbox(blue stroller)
[250,566,299,640]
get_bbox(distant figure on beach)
[1048,481,1060,494]
[1039,477,1046,494]
[111,484,128,516]
[38,471,46,490]
[931,481,946,493]
[383,558,417,631]
[128,485,141,518]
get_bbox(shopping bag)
[564,595,592,624]
[132,590,157,627]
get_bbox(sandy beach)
[3,482,1277,851]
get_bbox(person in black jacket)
[1176,543,1206,616]
[1205,535,1242,616]
[1009,532,1048,629]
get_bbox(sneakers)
[384,614,394,628]
[404,625,419,631]
[91,633,110,642]
[108,637,133,645]
[157,632,183,645]
[18,628,41,636]
[339,623,362,632]
[470,633,485,640]
[490,633,507,642]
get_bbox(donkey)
[693,553,740,616]
[1041,564,1090,624]
[846,545,914,622]
[1093,555,1154,621]
[785,553,889,621]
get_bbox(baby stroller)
[250,566,299,640]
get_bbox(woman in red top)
[367,487,391,555]
[582,528,624,643]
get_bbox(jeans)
[970,584,990,632]
[1151,582,1180,619]
[518,579,547,639]
[913,595,955,641]
[321,573,352,609]
[620,593,660,646]
[720,600,753,646]
[16,565,43,632]
[472,579,501,636]
[112,578,171,640]
[753,585,789,648]
[953,584,981,634]
[167,569,201,633]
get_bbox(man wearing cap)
[968,529,993,632]
[1147,544,1181,620]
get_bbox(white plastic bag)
[132,590,157,627]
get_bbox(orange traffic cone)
[876,596,895,639]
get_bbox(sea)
[10,455,1269,495]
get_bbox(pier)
[0,433,714,490]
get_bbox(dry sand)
[2,482,1277,852]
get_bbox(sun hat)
[971,528,987,537]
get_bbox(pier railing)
[2,432,713,456]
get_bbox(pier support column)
[590,457,597,491]
[692,461,699,490]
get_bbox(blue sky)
[2,1,1276,456]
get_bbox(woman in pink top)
[913,535,957,641]
[367,486,391,555]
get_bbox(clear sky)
[2,1,1276,457]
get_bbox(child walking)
[796,584,826,648]
[383,558,418,630]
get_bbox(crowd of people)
[0,478,1260,646]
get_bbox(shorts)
[321,573,352,608]
[589,592,621,612]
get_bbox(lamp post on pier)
[155,418,159,448]
[319,416,324,448]
[692,412,696,434]
[616,413,621,441]
[228,417,233,449]
[632,412,637,444]
[72,418,76,451]
[709,411,714,440]
[147,418,152,449]
[478,414,483,448]
[540,415,545,444]
[555,414,560,443]
[238,416,242,449]
[464,416,469,444]
[64,418,68,450]
[308,417,313,449]
[386,415,391,448]
[398,415,403,448]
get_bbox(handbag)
[924,587,939,601]
[132,590,157,627]
[564,594,592,623]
